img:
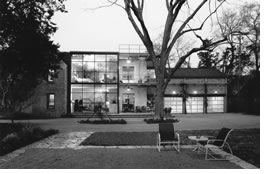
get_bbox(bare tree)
[216,2,260,75]
[103,0,226,118]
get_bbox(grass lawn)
[81,128,259,168]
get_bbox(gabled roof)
[167,68,227,79]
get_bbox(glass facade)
[164,97,182,113]
[207,97,224,112]
[70,53,118,113]
[186,97,204,113]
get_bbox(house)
[27,46,227,117]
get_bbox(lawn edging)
[144,118,180,124]
[78,119,127,124]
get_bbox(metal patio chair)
[198,127,233,160]
[157,123,180,152]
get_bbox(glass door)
[122,93,135,112]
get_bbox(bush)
[78,119,127,124]
[0,112,55,120]
[144,118,179,124]
[61,113,74,118]
[0,124,58,156]
[0,123,24,140]
[0,133,21,154]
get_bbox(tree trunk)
[183,97,187,114]
[1,91,6,109]
[154,69,165,119]
[154,83,165,119]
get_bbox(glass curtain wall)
[71,53,118,113]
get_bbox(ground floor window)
[207,97,224,112]
[71,84,118,113]
[164,97,182,113]
[186,97,203,113]
[47,93,55,109]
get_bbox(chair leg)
[205,147,209,160]
[157,140,160,152]
[226,143,233,155]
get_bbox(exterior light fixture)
[126,59,131,64]
[193,91,197,94]
[127,86,131,91]
[214,91,218,94]
[106,101,110,105]
[172,91,176,94]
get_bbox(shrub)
[78,119,127,124]
[61,113,74,118]
[0,124,58,156]
[0,123,24,140]
[0,133,21,156]
[144,118,179,124]
[0,112,55,120]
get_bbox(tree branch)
[179,0,224,38]
[161,0,185,59]
[163,37,227,90]
[124,0,156,58]
[166,0,208,56]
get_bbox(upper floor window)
[47,93,55,109]
[48,69,55,82]
[122,66,134,80]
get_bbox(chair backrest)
[159,123,175,141]
[213,128,233,147]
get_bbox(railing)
[119,76,156,84]
[119,44,147,53]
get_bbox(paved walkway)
[0,131,258,169]
[0,113,259,169]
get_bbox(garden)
[0,123,58,156]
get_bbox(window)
[122,66,134,80]
[207,97,224,112]
[164,97,182,113]
[71,54,118,83]
[48,69,55,82]
[186,97,203,113]
[47,93,55,109]
[70,53,119,113]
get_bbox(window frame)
[122,66,134,80]
[47,93,55,109]
[48,69,55,83]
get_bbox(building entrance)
[122,93,135,112]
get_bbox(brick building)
[26,48,227,117]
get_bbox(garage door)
[207,97,224,113]
[164,97,182,113]
[186,97,203,113]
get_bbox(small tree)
[216,2,259,75]
[197,51,220,69]
[0,0,66,112]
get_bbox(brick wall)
[31,61,68,117]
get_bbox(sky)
[51,0,259,66]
